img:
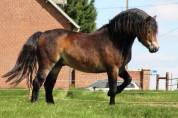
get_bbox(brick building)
[0,0,151,90]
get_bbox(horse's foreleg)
[116,69,132,94]
[107,67,118,105]
[44,62,62,104]
[31,68,51,103]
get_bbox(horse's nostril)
[156,47,159,51]
[149,47,159,53]
[154,47,159,52]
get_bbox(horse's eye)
[148,30,151,34]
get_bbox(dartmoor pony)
[3,8,159,105]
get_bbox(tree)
[62,0,97,33]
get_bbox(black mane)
[106,8,158,39]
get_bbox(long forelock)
[150,19,158,34]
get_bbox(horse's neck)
[110,31,136,53]
[93,27,136,51]
[111,33,135,65]
[92,26,135,48]
[120,33,135,49]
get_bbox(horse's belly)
[66,59,106,73]
[72,65,106,73]
[62,52,106,73]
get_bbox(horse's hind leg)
[31,63,53,102]
[44,61,62,104]
[116,68,132,94]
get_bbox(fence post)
[71,69,75,88]
[166,72,169,91]
[140,70,143,90]
[140,69,151,90]
[156,74,159,90]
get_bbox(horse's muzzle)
[148,41,159,53]
[149,47,159,53]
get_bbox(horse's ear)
[153,15,157,19]
[145,16,152,22]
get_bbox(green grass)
[0,89,178,118]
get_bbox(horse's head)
[137,16,159,53]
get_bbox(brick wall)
[0,0,72,88]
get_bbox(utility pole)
[126,0,128,10]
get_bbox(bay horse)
[2,8,159,105]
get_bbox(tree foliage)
[62,0,97,33]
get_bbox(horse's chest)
[100,47,122,66]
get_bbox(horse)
[2,8,159,105]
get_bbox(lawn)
[0,89,178,118]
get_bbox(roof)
[89,79,124,88]
[46,0,80,31]
[52,0,67,4]
[89,80,109,88]
[88,79,139,88]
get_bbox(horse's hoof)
[109,102,115,105]
[46,98,54,104]
[47,102,55,105]
[46,101,55,104]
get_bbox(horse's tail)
[2,31,43,87]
